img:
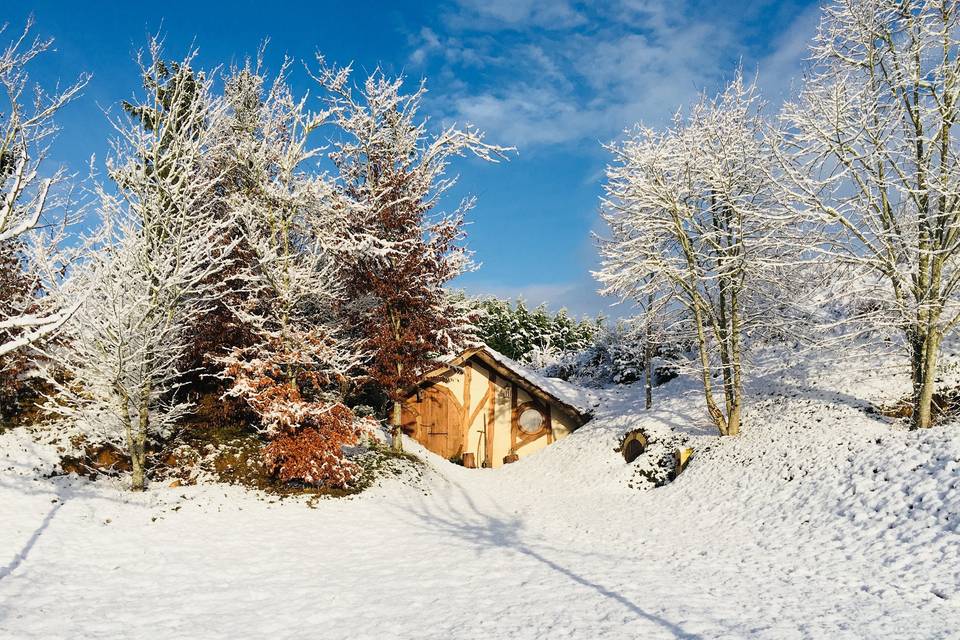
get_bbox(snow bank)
[1,345,958,639]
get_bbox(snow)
[2,347,959,639]
[475,344,598,415]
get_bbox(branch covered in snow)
[0,19,90,357]
[776,0,960,428]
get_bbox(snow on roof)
[454,345,596,417]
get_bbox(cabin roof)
[418,345,593,421]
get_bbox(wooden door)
[417,386,464,459]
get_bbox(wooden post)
[461,367,472,451]
[485,374,496,468]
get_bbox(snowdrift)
[1,347,958,638]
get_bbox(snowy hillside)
[1,347,958,640]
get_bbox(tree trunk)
[715,272,735,414]
[390,399,404,452]
[725,392,742,436]
[644,290,654,410]
[717,335,736,432]
[131,397,149,491]
[116,388,143,492]
[912,330,940,429]
[691,300,726,434]
[644,322,653,410]
[725,287,744,437]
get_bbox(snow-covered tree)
[0,19,88,358]
[314,59,511,451]
[41,43,236,490]
[598,74,798,436]
[0,240,38,422]
[177,54,269,384]
[778,0,960,429]
[470,296,599,363]
[216,60,364,488]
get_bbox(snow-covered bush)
[260,403,362,489]
[540,322,647,385]
[523,314,685,395]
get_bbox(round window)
[518,407,545,434]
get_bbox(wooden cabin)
[401,346,591,468]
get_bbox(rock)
[169,479,182,488]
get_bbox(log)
[462,452,476,469]
[674,447,693,476]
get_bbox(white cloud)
[409,0,823,314]
[410,1,818,152]
[408,27,441,65]
[449,0,586,30]
[451,89,598,146]
[410,2,749,151]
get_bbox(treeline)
[467,297,599,361]
[466,297,672,391]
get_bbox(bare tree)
[41,43,235,491]
[0,18,89,357]
[598,74,797,436]
[778,0,960,428]
[637,285,673,410]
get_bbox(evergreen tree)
[470,297,598,362]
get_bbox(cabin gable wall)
[402,354,581,467]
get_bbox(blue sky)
[8,0,821,317]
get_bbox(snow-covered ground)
[2,349,959,639]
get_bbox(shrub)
[541,323,646,385]
[262,403,361,488]
[223,338,365,489]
